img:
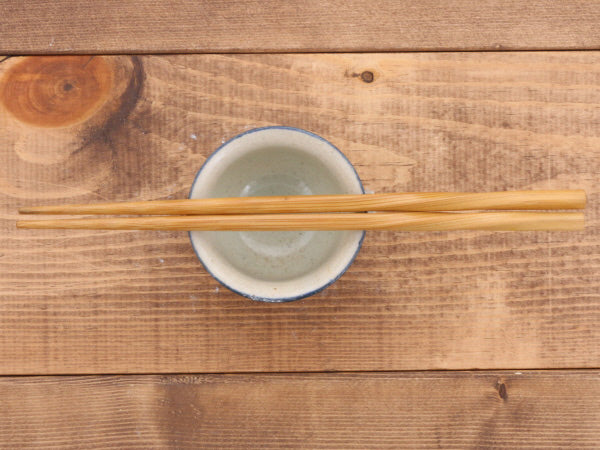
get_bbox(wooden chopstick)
[16,212,585,231]
[18,190,586,215]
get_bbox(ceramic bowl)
[188,126,364,302]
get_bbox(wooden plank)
[1,52,599,374]
[2,1,600,54]
[1,371,599,448]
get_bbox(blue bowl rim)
[188,126,365,303]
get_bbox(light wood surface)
[2,1,600,54]
[1,52,599,374]
[16,212,585,231]
[18,190,587,214]
[1,371,598,448]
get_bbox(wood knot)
[496,381,508,401]
[360,71,374,83]
[0,56,114,128]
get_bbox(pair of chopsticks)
[17,190,586,231]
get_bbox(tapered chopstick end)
[580,189,588,209]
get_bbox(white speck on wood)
[190,133,197,140]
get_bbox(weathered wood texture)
[2,1,600,54]
[1,53,599,374]
[1,371,599,448]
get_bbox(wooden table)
[1,1,599,447]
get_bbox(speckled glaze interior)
[189,127,364,302]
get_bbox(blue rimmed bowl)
[188,126,364,302]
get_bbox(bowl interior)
[189,128,364,301]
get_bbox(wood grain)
[1,52,599,374]
[16,212,586,232]
[1,371,599,448]
[17,190,589,214]
[2,1,600,54]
